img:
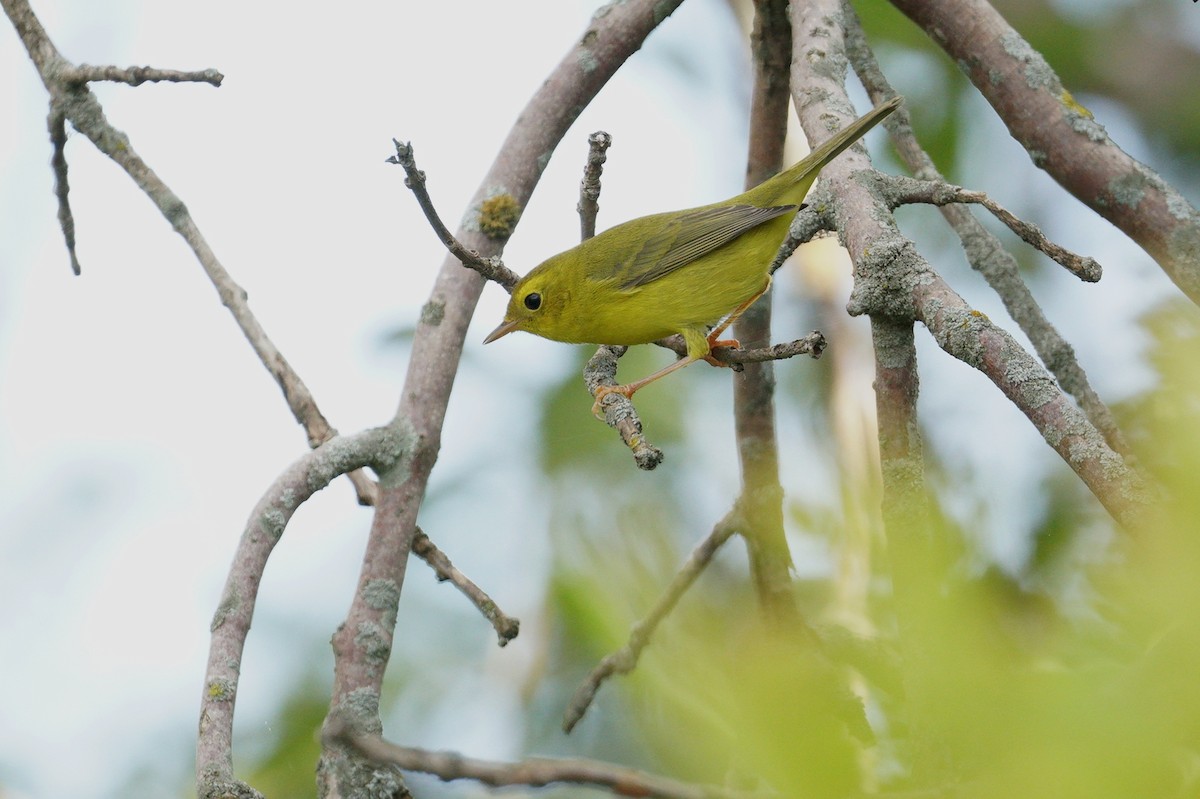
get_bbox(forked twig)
[388,140,520,291]
[885,176,1103,282]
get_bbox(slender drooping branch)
[389,140,520,292]
[563,508,743,733]
[1,0,378,506]
[884,177,1102,283]
[888,0,1200,306]
[411,529,520,646]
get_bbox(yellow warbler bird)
[485,97,901,412]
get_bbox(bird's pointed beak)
[483,318,521,344]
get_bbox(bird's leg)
[591,354,699,417]
[702,281,770,366]
[590,280,770,417]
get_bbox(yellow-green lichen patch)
[207,677,236,701]
[478,193,522,240]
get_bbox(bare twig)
[578,130,612,240]
[411,528,520,646]
[574,137,666,470]
[563,508,742,732]
[46,103,79,275]
[884,176,1103,282]
[325,715,764,799]
[388,140,520,292]
[583,330,825,472]
[64,63,223,86]
[653,331,827,365]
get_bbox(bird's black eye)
[523,292,542,311]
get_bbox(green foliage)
[539,297,1200,797]
[243,680,329,799]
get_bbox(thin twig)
[574,136,666,470]
[47,103,79,275]
[654,331,827,365]
[325,715,765,799]
[64,63,223,86]
[388,140,520,292]
[563,508,742,733]
[577,130,612,240]
[885,176,1103,282]
[584,345,665,470]
[583,330,825,472]
[411,528,520,646]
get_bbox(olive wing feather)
[616,204,796,291]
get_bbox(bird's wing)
[616,204,796,290]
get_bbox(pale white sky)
[0,1,1186,797]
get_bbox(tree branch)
[63,63,223,86]
[842,1,1134,461]
[1,0,378,506]
[733,0,800,625]
[325,714,763,799]
[388,140,520,292]
[791,0,1151,533]
[577,130,613,241]
[888,0,1200,306]
[196,428,394,797]
[411,528,520,647]
[564,508,742,733]
[883,176,1102,283]
[322,2,688,793]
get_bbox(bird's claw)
[591,384,632,419]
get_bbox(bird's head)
[483,255,576,344]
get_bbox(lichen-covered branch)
[842,1,1134,460]
[196,428,396,798]
[577,131,613,241]
[888,0,1200,306]
[790,0,1150,532]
